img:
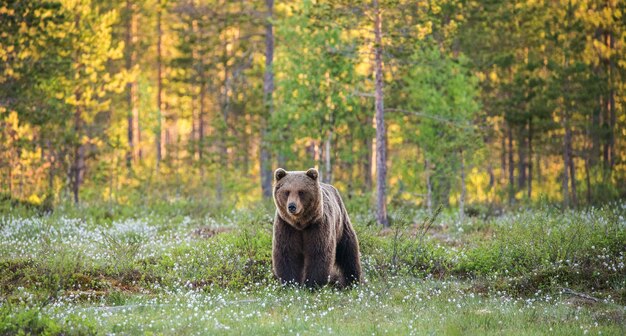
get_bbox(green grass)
[1,201,625,335]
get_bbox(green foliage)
[144,229,273,290]
[0,305,62,336]
[1,0,626,332]
[2,0,626,208]
[0,193,52,215]
[0,202,625,333]
[456,205,626,295]
[0,304,98,336]
[274,0,365,169]
[401,44,482,205]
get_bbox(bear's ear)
[275,168,287,182]
[305,168,318,181]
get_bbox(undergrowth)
[1,200,625,334]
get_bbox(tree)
[56,0,125,203]
[402,46,481,213]
[155,0,164,171]
[0,0,69,199]
[372,0,388,227]
[1,0,625,208]
[274,0,363,182]
[124,0,140,169]
[260,0,274,199]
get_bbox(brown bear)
[272,168,362,288]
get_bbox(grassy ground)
[1,201,625,335]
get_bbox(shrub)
[455,205,626,295]
[0,306,62,335]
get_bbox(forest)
[1,0,624,218]
[1,0,625,335]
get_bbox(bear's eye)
[298,190,305,197]
[283,190,290,197]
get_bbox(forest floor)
[0,201,625,335]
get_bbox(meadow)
[3,1,626,334]
[0,201,625,335]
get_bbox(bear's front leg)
[273,252,304,286]
[302,227,335,289]
[272,218,304,286]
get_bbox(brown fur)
[272,168,362,289]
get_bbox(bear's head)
[273,168,323,229]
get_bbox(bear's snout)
[288,203,297,214]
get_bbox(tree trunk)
[72,12,84,205]
[190,1,198,162]
[585,152,591,205]
[190,87,197,161]
[18,151,23,197]
[136,108,142,160]
[568,132,577,207]
[363,122,373,193]
[601,31,612,173]
[562,113,570,208]
[217,18,233,203]
[507,124,514,204]
[47,139,54,193]
[517,127,526,190]
[591,98,601,168]
[324,131,332,184]
[7,161,12,197]
[586,95,595,204]
[108,153,115,206]
[527,118,532,199]
[425,158,432,214]
[194,9,204,177]
[608,32,615,171]
[373,0,388,227]
[242,107,250,176]
[590,27,602,168]
[156,0,164,171]
[260,0,274,199]
[72,93,84,204]
[216,60,229,203]
[537,151,542,184]
[125,0,133,169]
[487,164,494,189]
[125,0,139,169]
[602,96,609,170]
[501,125,506,182]
[459,150,466,221]
[198,75,205,163]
